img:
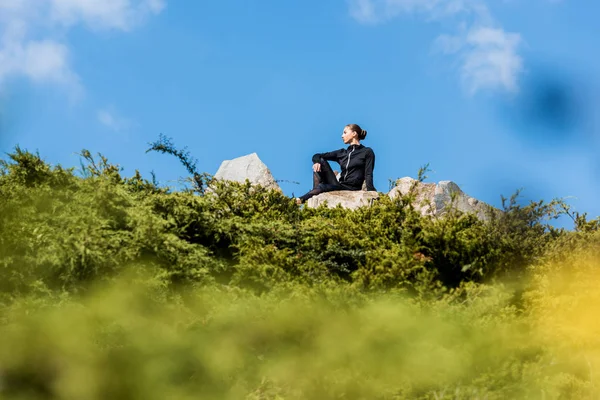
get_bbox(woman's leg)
[298,183,343,203]
[313,159,339,187]
[298,160,344,203]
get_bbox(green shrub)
[1,145,600,399]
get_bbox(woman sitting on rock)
[296,123,376,205]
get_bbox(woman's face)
[341,127,357,144]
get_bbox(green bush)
[1,146,580,295]
[1,145,600,399]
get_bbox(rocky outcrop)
[213,153,281,191]
[307,190,379,210]
[388,177,495,221]
[212,154,496,220]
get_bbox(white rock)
[213,153,281,191]
[388,177,437,216]
[388,177,495,221]
[307,191,379,210]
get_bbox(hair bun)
[360,129,367,140]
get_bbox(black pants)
[298,160,359,203]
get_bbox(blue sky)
[0,0,598,224]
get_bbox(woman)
[296,123,376,204]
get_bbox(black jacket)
[312,144,376,191]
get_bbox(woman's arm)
[312,149,343,164]
[364,149,376,191]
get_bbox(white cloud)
[349,0,378,24]
[464,27,522,93]
[437,27,523,93]
[349,0,490,24]
[97,108,134,132]
[0,0,165,94]
[49,0,165,31]
[348,0,522,94]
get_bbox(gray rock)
[388,177,495,221]
[307,191,379,210]
[213,153,281,191]
[390,177,437,216]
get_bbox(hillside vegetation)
[1,144,600,399]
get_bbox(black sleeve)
[312,149,343,164]
[364,149,376,191]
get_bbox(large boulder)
[307,191,379,210]
[213,153,281,191]
[388,177,495,221]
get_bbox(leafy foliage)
[1,145,599,399]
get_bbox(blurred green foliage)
[1,146,599,399]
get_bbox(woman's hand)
[312,163,321,173]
